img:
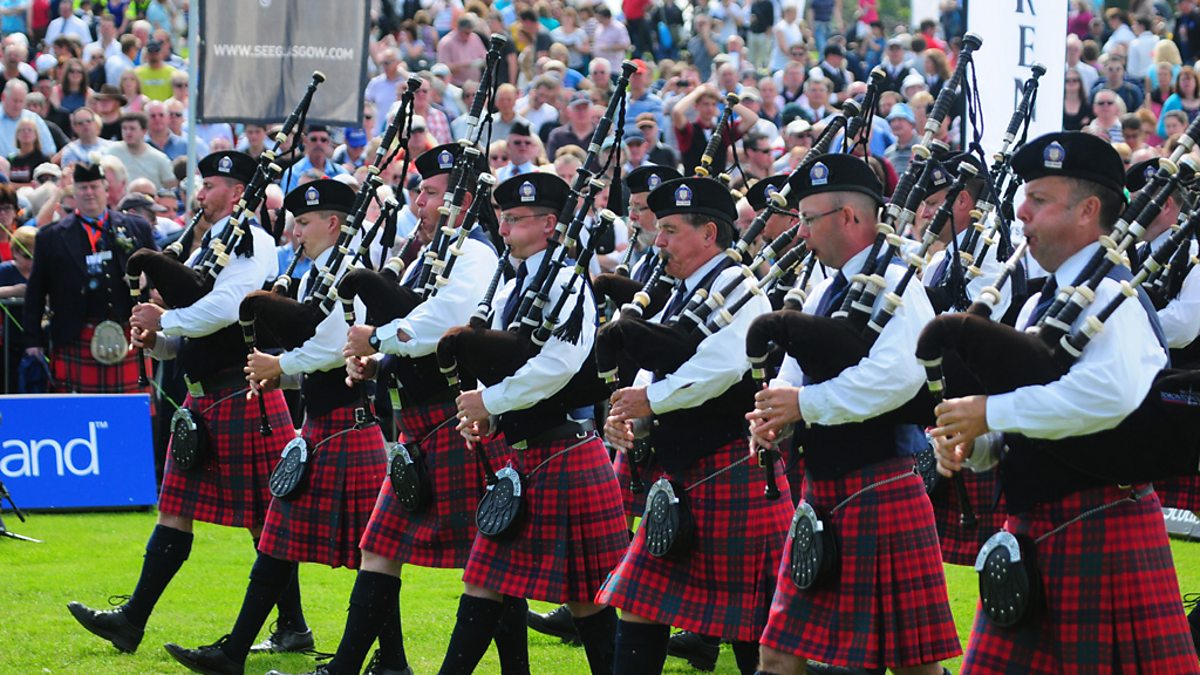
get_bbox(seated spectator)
[494,121,540,181]
[332,128,368,173]
[119,69,149,114]
[487,139,509,173]
[118,191,178,245]
[1088,88,1126,142]
[134,39,177,101]
[1089,54,1144,112]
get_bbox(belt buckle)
[184,375,205,398]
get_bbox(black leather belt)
[184,369,248,398]
[515,419,597,449]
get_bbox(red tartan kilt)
[931,468,1007,566]
[359,402,500,568]
[762,457,962,669]
[158,387,292,528]
[1152,475,1200,513]
[613,446,664,517]
[463,434,628,604]
[962,485,1198,674]
[596,439,793,642]
[50,324,144,394]
[258,404,387,569]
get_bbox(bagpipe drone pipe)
[916,159,1200,486]
[126,71,326,310]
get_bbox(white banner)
[966,0,1067,158]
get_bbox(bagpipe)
[744,34,984,497]
[916,153,1200,488]
[126,72,326,311]
[434,60,639,418]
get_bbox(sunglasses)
[490,154,508,161]
[170,111,184,117]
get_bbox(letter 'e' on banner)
[198,0,370,126]
[965,0,1067,158]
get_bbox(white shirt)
[494,161,537,183]
[987,242,1168,439]
[44,14,92,47]
[152,215,279,358]
[642,252,772,413]
[922,224,1011,318]
[378,234,499,358]
[276,246,367,380]
[480,247,596,415]
[1146,230,1200,350]
[774,244,934,425]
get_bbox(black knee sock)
[731,641,759,675]
[613,618,667,675]
[575,607,619,675]
[220,553,298,663]
[374,591,409,671]
[321,571,402,675]
[252,536,307,633]
[122,525,193,629]
[437,594,505,675]
[492,596,529,675]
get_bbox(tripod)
[0,479,41,543]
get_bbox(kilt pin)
[359,401,503,568]
[462,433,628,604]
[596,438,793,642]
[761,456,962,669]
[158,386,292,529]
[962,484,1199,674]
[50,324,144,394]
[930,468,1008,566]
[258,404,387,569]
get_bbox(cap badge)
[1145,164,1157,182]
[764,184,778,196]
[305,186,320,206]
[674,184,692,207]
[1043,141,1065,170]
[519,180,536,203]
[437,149,454,170]
[647,173,660,189]
[217,155,233,173]
[810,162,829,186]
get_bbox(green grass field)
[2,510,1199,674]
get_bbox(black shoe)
[249,621,315,654]
[666,631,719,672]
[67,599,144,653]
[363,648,415,675]
[163,635,244,675]
[527,604,580,645]
[804,662,887,675]
[1186,593,1200,654]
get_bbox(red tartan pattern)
[962,485,1198,674]
[158,387,293,528]
[49,324,144,394]
[1153,476,1200,513]
[612,447,663,517]
[463,434,628,604]
[762,457,962,669]
[258,404,387,569]
[359,401,502,568]
[596,439,793,642]
[931,469,1008,566]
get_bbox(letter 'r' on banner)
[197,0,370,126]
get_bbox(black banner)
[197,0,369,126]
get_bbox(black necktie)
[402,248,426,290]
[1025,276,1058,329]
[501,261,527,326]
[814,272,849,317]
[663,282,690,319]
[927,255,949,288]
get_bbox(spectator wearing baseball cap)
[635,112,680,168]
[546,90,596,161]
[624,59,664,135]
[333,128,369,173]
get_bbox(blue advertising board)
[0,394,157,509]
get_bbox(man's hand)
[930,395,989,478]
[455,389,492,444]
[604,415,635,452]
[130,302,166,333]
[344,355,378,386]
[745,385,802,445]
[130,326,156,350]
[343,324,378,358]
[608,386,652,422]
[245,348,283,384]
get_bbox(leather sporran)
[975,530,1043,628]
[476,463,524,539]
[643,478,695,558]
[169,407,208,470]
[787,502,838,590]
[388,441,432,513]
[269,437,311,500]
